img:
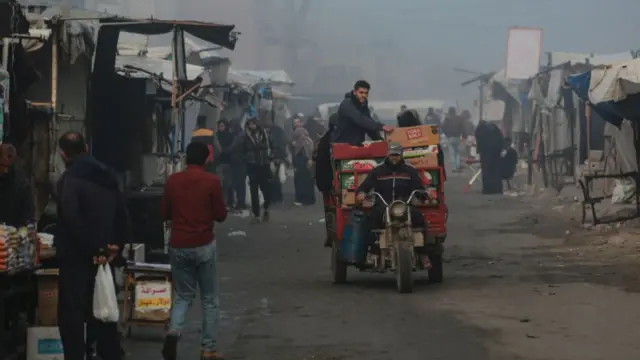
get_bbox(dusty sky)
[105,0,640,107]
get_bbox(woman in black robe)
[474,121,504,194]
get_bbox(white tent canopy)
[588,58,640,104]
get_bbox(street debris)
[228,230,247,237]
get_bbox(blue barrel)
[340,210,367,264]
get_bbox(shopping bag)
[93,264,119,322]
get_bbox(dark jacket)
[332,92,383,146]
[55,154,131,264]
[442,115,465,138]
[0,166,34,227]
[356,159,424,205]
[216,121,234,165]
[424,113,441,126]
[228,123,245,165]
[242,125,273,166]
[267,125,287,161]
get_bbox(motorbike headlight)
[390,202,408,219]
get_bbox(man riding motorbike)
[355,142,430,266]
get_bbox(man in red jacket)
[160,142,228,360]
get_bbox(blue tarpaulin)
[567,71,640,126]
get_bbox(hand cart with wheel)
[120,262,172,338]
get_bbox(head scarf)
[292,127,313,156]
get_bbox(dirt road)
[126,174,640,360]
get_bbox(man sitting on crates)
[331,80,394,146]
[355,143,429,264]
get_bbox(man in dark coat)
[423,107,442,126]
[216,119,235,207]
[55,132,130,360]
[264,117,287,204]
[474,121,504,194]
[242,117,273,222]
[228,120,247,210]
[332,80,393,146]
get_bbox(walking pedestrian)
[55,131,129,360]
[228,120,247,211]
[442,107,465,171]
[291,127,316,206]
[264,116,287,205]
[216,119,234,207]
[242,117,273,223]
[160,141,228,360]
[191,115,221,174]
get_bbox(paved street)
[126,174,640,360]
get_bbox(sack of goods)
[0,224,38,272]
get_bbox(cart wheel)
[331,241,347,284]
[428,253,444,284]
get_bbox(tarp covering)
[548,51,635,67]
[568,70,640,126]
[114,55,223,108]
[588,59,640,103]
[604,120,637,173]
[100,18,237,50]
[132,37,228,61]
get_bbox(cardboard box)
[337,158,382,171]
[339,173,369,190]
[407,154,439,168]
[27,327,63,360]
[342,190,355,205]
[386,125,439,148]
[35,269,59,326]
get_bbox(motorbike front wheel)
[396,243,414,293]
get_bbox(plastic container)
[340,210,367,264]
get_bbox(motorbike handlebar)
[364,192,388,206]
[407,189,428,204]
[364,189,427,207]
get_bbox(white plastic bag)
[278,163,287,184]
[93,264,119,322]
[611,180,635,204]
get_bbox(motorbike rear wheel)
[396,243,414,293]
[331,241,347,284]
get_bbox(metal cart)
[120,263,172,338]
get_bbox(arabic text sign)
[135,281,172,312]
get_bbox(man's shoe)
[262,210,270,222]
[251,216,261,224]
[201,350,224,359]
[161,334,179,360]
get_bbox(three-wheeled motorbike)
[324,131,446,293]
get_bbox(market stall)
[567,59,640,224]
